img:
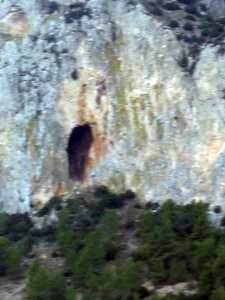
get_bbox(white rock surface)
[156,281,198,297]
[1,0,225,212]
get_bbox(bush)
[27,261,67,300]
[116,261,141,299]
[54,192,225,300]
[37,196,62,217]
[72,210,119,286]
[168,259,191,283]
[56,208,75,252]
[66,288,76,300]
[137,200,212,285]
[56,196,94,254]
[82,260,142,300]
[199,266,215,297]
[192,238,216,272]
[0,213,32,241]
[210,286,225,300]
[0,237,11,275]
[0,213,10,235]
[0,236,23,276]
[56,187,129,259]
[93,186,127,213]
[27,261,52,300]
[7,245,23,274]
[150,295,182,300]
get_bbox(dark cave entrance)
[67,123,94,181]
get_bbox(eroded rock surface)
[1,0,225,212]
[0,279,26,300]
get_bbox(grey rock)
[203,0,225,20]
[1,0,225,213]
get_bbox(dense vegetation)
[27,260,75,300]
[54,191,225,300]
[0,236,23,276]
[3,187,225,299]
[0,212,32,277]
[137,201,225,299]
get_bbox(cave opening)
[67,123,94,181]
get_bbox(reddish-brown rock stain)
[55,182,65,197]
[76,81,108,181]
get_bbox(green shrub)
[49,272,67,300]
[72,210,119,286]
[150,296,163,300]
[210,286,225,300]
[116,260,141,299]
[138,200,213,286]
[150,295,181,300]
[212,244,225,284]
[7,245,23,274]
[27,261,67,300]
[0,236,23,276]
[72,228,109,285]
[91,186,127,218]
[56,188,131,259]
[168,259,191,283]
[0,237,10,275]
[3,213,32,241]
[56,196,92,255]
[27,261,51,300]
[54,192,225,300]
[81,260,141,300]
[66,287,76,300]
[0,213,10,235]
[37,196,63,217]
[198,264,215,297]
[56,208,75,251]
[192,238,216,272]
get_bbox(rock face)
[1,0,225,213]
[0,278,26,300]
[206,0,225,19]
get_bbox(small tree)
[27,261,68,300]
[210,286,225,300]
[27,261,51,300]
[0,236,23,276]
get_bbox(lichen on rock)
[1,0,225,212]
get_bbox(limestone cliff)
[1,0,225,213]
